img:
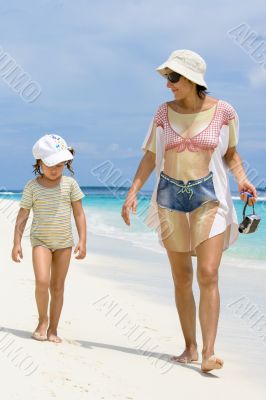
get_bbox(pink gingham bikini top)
[154,100,236,152]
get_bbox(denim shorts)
[156,171,219,213]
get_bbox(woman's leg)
[195,232,225,372]
[167,249,198,363]
[47,247,72,343]
[32,246,52,339]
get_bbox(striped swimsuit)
[20,176,84,249]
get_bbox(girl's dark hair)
[196,84,209,99]
[33,148,75,176]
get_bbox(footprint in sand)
[143,326,158,331]
[65,338,81,346]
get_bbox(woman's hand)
[74,241,87,259]
[121,150,155,225]
[11,243,23,262]
[224,148,257,206]
[121,190,137,225]
[238,179,257,206]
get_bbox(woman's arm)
[11,208,30,262]
[223,146,257,205]
[129,150,156,194]
[121,150,156,225]
[72,200,87,259]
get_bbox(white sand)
[0,199,266,399]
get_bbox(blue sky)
[0,0,265,191]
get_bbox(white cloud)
[240,139,266,150]
[248,67,266,88]
[71,141,139,159]
[108,143,119,152]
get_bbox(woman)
[121,49,257,373]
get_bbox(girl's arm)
[11,208,30,262]
[223,146,257,205]
[72,200,87,259]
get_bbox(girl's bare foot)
[32,320,48,341]
[201,354,224,373]
[47,329,62,343]
[171,347,198,364]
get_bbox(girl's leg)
[32,246,52,339]
[195,232,225,372]
[166,249,198,363]
[47,247,72,343]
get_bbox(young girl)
[11,134,87,343]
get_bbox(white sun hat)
[156,49,208,89]
[32,134,73,167]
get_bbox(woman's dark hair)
[33,148,75,176]
[196,84,209,99]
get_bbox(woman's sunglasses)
[166,71,182,83]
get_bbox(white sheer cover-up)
[141,101,240,255]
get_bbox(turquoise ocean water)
[1,187,265,262]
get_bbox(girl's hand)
[238,179,257,206]
[121,190,137,225]
[74,241,86,259]
[11,244,23,263]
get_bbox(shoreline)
[0,196,266,269]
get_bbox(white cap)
[156,49,208,89]
[32,134,73,167]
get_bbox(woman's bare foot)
[32,320,48,341]
[47,329,62,343]
[171,347,199,364]
[201,354,224,373]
